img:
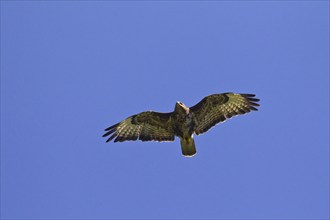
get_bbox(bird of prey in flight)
[103,93,260,157]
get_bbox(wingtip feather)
[249,106,258,111]
[104,123,119,131]
[241,93,256,97]
[247,98,260,102]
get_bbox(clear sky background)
[1,1,329,219]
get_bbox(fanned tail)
[180,137,196,157]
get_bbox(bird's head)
[175,101,189,115]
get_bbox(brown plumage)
[103,93,260,157]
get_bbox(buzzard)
[103,93,260,157]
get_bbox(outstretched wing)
[103,111,175,142]
[190,93,260,135]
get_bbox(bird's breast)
[172,112,195,137]
[184,114,196,134]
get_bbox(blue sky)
[1,1,329,219]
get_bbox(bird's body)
[103,93,260,157]
[172,102,197,156]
